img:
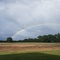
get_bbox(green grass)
[0,50,60,60]
[0,43,60,60]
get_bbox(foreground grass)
[0,43,60,60]
[0,50,60,60]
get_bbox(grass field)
[0,43,60,60]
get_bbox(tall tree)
[6,37,13,42]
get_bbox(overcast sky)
[0,0,60,40]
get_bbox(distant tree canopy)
[6,37,13,42]
[22,33,60,42]
[0,33,60,42]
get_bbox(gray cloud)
[0,0,60,40]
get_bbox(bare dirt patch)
[0,43,60,52]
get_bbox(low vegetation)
[0,43,60,60]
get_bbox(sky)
[0,0,60,40]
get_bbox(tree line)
[0,33,60,42]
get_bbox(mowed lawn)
[0,43,60,60]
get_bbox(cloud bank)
[0,0,60,40]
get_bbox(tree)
[56,33,60,42]
[6,37,13,42]
[37,36,45,42]
[48,34,56,42]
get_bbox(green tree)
[6,37,13,42]
[56,33,60,42]
[37,36,45,42]
[48,34,54,42]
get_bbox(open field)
[0,43,60,60]
[0,43,60,53]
